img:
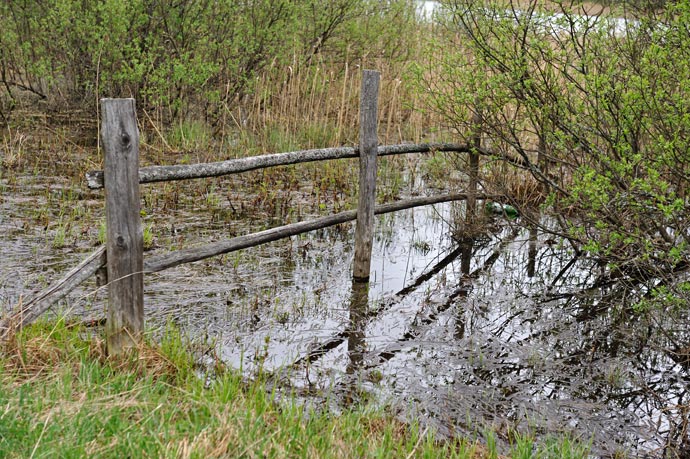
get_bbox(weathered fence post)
[466,109,481,225]
[353,70,380,282]
[101,98,144,354]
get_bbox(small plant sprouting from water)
[412,239,432,255]
[204,185,223,218]
[231,252,242,272]
[367,369,384,384]
[51,217,69,249]
[253,335,272,379]
[291,291,308,317]
[97,219,107,245]
[604,365,627,389]
[275,310,290,325]
[1,128,27,169]
[143,223,155,250]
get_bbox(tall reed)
[236,49,443,151]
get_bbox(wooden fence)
[1,70,498,354]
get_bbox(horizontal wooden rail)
[86,143,479,189]
[143,192,497,273]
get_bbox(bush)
[416,0,690,308]
[0,0,418,124]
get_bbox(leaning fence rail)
[143,192,496,274]
[1,69,498,353]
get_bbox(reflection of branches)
[377,228,521,361]
[292,226,522,368]
[633,374,690,456]
[290,242,469,367]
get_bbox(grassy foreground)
[0,321,589,459]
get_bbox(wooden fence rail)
[85,143,481,189]
[0,246,106,334]
[1,69,499,353]
[143,192,497,273]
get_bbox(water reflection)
[346,280,368,376]
[378,221,690,458]
[454,238,473,340]
[527,222,538,278]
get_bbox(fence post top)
[100,98,137,110]
[362,69,380,76]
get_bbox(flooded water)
[416,0,639,37]
[2,163,689,458]
[416,0,439,20]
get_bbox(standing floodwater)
[2,168,688,456]
[140,199,687,457]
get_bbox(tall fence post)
[101,98,144,355]
[353,70,380,282]
[466,109,481,225]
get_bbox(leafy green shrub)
[0,0,418,127]
[417,0,690,309]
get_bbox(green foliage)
[0,0,418,124]
[419,0,690,308]
[168,119,212,150]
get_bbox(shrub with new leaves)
[416,0,690,309]
[0,0,417,124]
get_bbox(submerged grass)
[0,320,590,459]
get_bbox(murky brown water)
[1,165,689,458]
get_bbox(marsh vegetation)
[1,0,690,457]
